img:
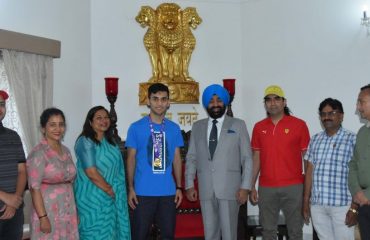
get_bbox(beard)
[207,105,226,119]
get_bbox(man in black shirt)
[0,90,27,240]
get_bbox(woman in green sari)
[74,106,130,240]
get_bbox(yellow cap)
[264,85,285,98]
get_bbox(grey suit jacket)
[185,115,253,200]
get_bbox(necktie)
[209,119,218,159]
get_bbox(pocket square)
[227,129,236,133]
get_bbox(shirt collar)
[267,114,288,124]
[324,126,343,137]
[208,113,225,126]
[147,115,166,125]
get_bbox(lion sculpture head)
[183,7,202,30]
[135,6,156,28]
[157,3,181,31]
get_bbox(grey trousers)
[258,184,304,240]
[200,196,239,240]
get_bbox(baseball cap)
[264,85,285,98]
[0,90,9,100]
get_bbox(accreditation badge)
[152,131,166,173]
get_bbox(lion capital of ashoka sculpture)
[136,3,202,105]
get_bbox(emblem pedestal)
[139,81,199,105]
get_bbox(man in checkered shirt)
[302,98,358,240]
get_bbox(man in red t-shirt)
[250,85,310,240]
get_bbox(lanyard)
[149,115,165,159]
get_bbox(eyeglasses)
[319,111,340,118]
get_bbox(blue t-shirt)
[125,116,184,196]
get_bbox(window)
[0,52,28,153]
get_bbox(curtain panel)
[2,49,53,152]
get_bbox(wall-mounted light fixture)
[104,77,120,142]
[361,5,370,35]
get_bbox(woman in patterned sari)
[74,106,130,239]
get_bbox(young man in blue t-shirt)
[126,83,183,240]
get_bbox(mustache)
[207,105,226,119]
[323,119,333,123]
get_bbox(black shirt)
[0,122,25,208]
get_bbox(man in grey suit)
[185,84,253,240]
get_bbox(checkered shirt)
[304,127,356,206]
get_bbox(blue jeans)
[0,206,24,240]
[132,195,176,240]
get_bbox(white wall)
[0,0,91,151]
[91,0,245,137]
[0,0,367,163]
[241,0,370,134]
[1,0,369,236]
[3,0,366,148]
[240,0,370,235]
[92,0,370,140]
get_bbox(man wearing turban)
[185,84,252,240]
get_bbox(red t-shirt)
[251,115,310,187]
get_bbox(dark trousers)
[132,195,176,240]
[358,205,370,240]
[0,206,24,240]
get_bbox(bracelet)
[176,186,184,191]
[38,214,47,219]
[349,208,358,214]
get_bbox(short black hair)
[319,98,344,113]
[40,108,65,128]
[360,84,370,92]
[148,83,169,98]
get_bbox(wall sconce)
[223,78,235,117]
[362,6,370,35]
[105,77,121,142]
